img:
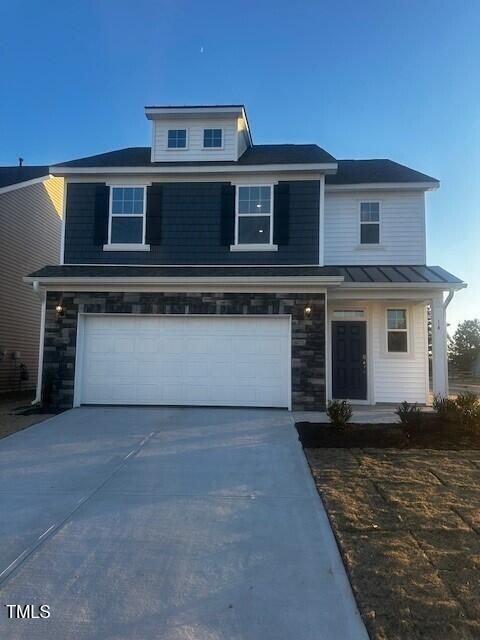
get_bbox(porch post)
[431,293,449,397]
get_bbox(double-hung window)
[109,186,146,246]
[235,185,273,246]
[386,309,408,353]
[360,202,380,244]
[167,129,187,149]
[203,128,222,148]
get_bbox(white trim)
[74,312,292,410]
[50,163,338,176]
[0,174,51,195]
[103,244,151,252]
[60,179,67,264]
[230,244,278,252]
[359,200,381,246]
[234,184,274,248]
[32,287,47,404]
[73,311,85,408]
[325,181,439,192]
[318,175,325,266]
[107,185,148,248]
[202,127,224,150]
[166,127,189,150]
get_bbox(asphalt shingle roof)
[53,145,336,168]
[326,159,438,185]
[52,148,438,184]
[28,264,463,285]
[0,166,49,189]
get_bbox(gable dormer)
[145,105,252,163]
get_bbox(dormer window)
[167,129,187,149]
[203,128,223,148]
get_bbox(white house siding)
[152,117,238,162]
[0,178,63,393]
[324,190,426,265]
[371,301,428,404]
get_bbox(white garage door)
[78,315,290,408]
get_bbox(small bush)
[432,394,458,421]
[326,400,353,428]
[455,392,480,430]
[395,401,422,426]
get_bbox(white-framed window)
[360,201,380,244]
[108,186,147,245]
[234,185,274,247]
[386,308,408,353]
[167,129,187,149]
[203,128,223,148]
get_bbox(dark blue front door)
[332,321,367,400]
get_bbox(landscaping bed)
[305,447,480,639]
[297,415,480,449]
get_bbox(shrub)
[395,401,422,426]
[454,392,480,430]
[326,400,353,428]
[432,394,458,421]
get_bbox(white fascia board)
[339,281,466,290]
[24,277,344,296]
[24,275,344,286]
[49,163,338,176]
[325,181,440,192]
[145,106,245,119]
[0,174,51,195]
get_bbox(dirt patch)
[0,393,56,440]
[306,448,480,639]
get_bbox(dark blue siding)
[63,181,319,264]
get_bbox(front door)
[332,321,367,400]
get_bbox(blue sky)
[1,0,478,329]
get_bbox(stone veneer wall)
[43,291,326,411]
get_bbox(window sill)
[230,244,278,252]
[354,244,385,250]
[103,244,151,252]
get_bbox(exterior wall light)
[55,304,65,319]
[304,305,312,319]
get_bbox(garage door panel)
[80,316,290,408]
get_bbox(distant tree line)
[448,319,480,374]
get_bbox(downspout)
[444,289,455,310]
[32,281,46,405]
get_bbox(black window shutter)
[146,184,163,245]
[93,184,110,246]
[220,184,236,246]
[273,183,290,245]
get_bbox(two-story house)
[25,105,466,411]
[0,165,63,395]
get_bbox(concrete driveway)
[0,407,367,640]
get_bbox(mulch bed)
[297,415,480,450]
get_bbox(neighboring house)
[25,105,466,411]
[0,166,63,394]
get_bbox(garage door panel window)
[109,186,147,245]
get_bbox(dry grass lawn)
[306,448,480,640]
